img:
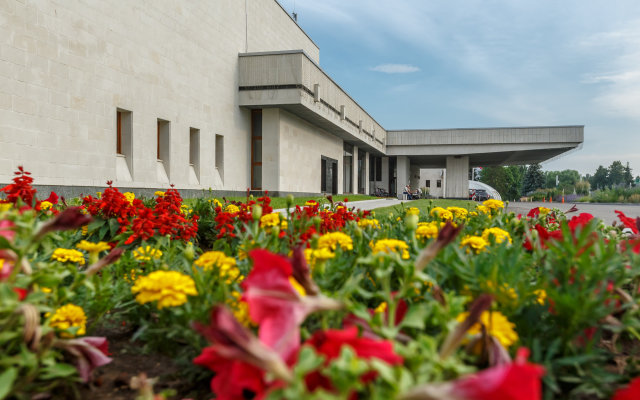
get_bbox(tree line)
[477,160,638,201]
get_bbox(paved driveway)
[506,201,640,226]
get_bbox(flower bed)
[1,168,640,400]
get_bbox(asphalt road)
[506,201,640,226]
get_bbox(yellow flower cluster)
[123,192,135,205]
[154,191,165,197]
[317,232,353,251]
[456,310,518,348]
[225,204,240,214]
[194,251,241,284]
[260,213,281,228]
[415,221,439,240]
[374,301,388,314]
[76,240,111,254]
[51,248,86,265]
[371,239,410,259]
[481,227,512,244]
[476,205,490,214]
[228,291,253,327]
[430,207,453,220]
[49,304,87,337]
[305,200,319,206]
[0,202,12,212]
[406,207,420,216]
[460,235,489,253]
[447,206,468,219]
[304,247,336,268]
[123,268,139,283]
[533,289,547,305]
[482,199,505,211]
[133,246,163,261]
[537,207,551,216]
[357,218,381,229]
[181,204,193,215]
[131,270,197,309]
[40,201,53,211]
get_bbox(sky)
[280,0,640,177]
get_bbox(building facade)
[0,0,583,198]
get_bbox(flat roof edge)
[388,125,585,133]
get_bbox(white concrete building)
[0,0,583,198]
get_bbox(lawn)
[185,194,378,209]
[371,198,477,216]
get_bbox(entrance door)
[321,156,338,194]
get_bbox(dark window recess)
[116,111,122,154]
[425,180,430,188]
[437,180,442,188]
[251,109,262,190]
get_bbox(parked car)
[469,189,490,201]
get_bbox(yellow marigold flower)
[180,204,193,215]
[371,238,410,259]
[228,291,253,327]
[260,213,281,228]
[406,207,420,216]
[358,218,381,229]
[469,211,478,217]
[537,207,550,216]
[0,202,12,212]
[430,207,453,220]
[482,199,505,211]
[81,225,88,236]
[447,206,468,219]
[225,204,240,214]
[131,270,197,309]
[317,232,353,251]
[304,247,335,268]
[96,191,102,199]
[133,246,163,261]
[49,304,87,337]
[40,201,53,211]
[533,289,547,305]
[51,248,86,265]
[76,240,111,254]
[305,200,319,206]
[456,310,518,348]
[476,205,490,214]
[195,251,241,284]
[154,191,166,197]
[416,221,439,240]
[460,235,488,253]
[481,227,512,244]
[280,219,288,230]
[374,302,388,314]
[123,192,135,205]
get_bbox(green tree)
[523,163,544,194]
[479,166,509,198]
[590,165,608,190]
[504,165,526,200]
[608,160,625,187]
[624,162,633,187]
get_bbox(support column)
[364,152,370,195]
[445,156,469,198]
[381,157,389,193]
[352,146,359,195]
[396,156,410,199]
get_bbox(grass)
[185,194,378,209]
[371,199,477,216]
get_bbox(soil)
[77,322,209,400]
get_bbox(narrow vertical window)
[251,110,262,190]
[116,111,122,155]
[156,119,170,180]
[215,134,224,183]
[437,180,442,188]
[426,180,430,188]
[116,108,133,180]
[189,128,200,184]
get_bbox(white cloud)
[370,64,420,74]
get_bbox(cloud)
[370,64,420,74]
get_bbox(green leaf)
[108,218,120,237]
[0,367,17,399]
[399,305,428,330]
[0,235,13,251]
[40,363,78,380]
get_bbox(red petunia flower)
[242,250,341,361]
[612,377,640,400]
[615,210,640,234]
[303,326,403,394]
[567,213,594,231]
